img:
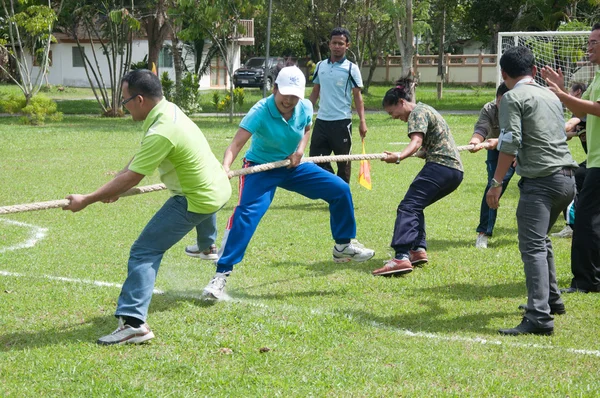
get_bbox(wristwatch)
[490,178,502,188]
[395,157,401,164]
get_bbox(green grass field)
[0,112,597,397]
[1,83,495,116]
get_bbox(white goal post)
[497,31,598,90]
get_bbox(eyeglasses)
[587,40,599,47]
[121,94,138,107]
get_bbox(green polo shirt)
[498,82,578,178]
[581,70,600,168]
[129,99,231,214]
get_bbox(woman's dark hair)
[382,76,414,106]
[570,82,587,94]
[496,82,509,97]
[121,69,163,99]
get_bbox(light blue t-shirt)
[313,58,363,121]
[241,95,313,164]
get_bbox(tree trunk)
[143,0,170,74]
[393,0,415,98]
[437,5,446,100]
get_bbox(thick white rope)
[0,143,488,215]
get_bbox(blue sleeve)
[239,102,264,135]
[350,62,363,88]
[303,99,313,127]
[312,61,322,84]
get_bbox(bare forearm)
[493,152,516,181]
[86,171,144,205]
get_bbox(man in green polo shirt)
[63,69,231,345]
[487,46,577,336]
[543,23,600,295]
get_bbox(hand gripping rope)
[0,143,489,215]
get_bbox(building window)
[158,46,173,68]
[72,47,85,67]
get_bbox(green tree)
[58,0,141,116]
[176,0,259,122]
[0,0,63,105]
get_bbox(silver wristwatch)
[490,178,502,188]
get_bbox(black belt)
[558,168,575,177]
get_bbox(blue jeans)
[476,149,515,236]
[116,196,218,322]
[391,162,463,256]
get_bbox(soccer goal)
[497,31,598,89]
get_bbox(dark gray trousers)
[516,171,575,328]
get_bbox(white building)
[30,20,254,89]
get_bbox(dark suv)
[233,57,283,90]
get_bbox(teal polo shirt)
[582,70,600,168]
[241,95,313,164]
[128,99,231,214]
[313,57,363,121]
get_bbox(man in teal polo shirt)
[309,27,368,183]
[64,69,231,345]
[543,23,600,294]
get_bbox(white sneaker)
[185,244,218,260]
[202,272,229,300]
[551,225,573,238]
[332,240,375,263]
[97,317,155,345]
[476,233,488,249]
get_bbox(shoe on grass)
[372,258,413,276]
[332,241,375,263]
[498,317,553,336]
[185,244,218,260]
[551,225,573,238]
[97,317,155,345]
[475,233,488,249]
[409,249,428,266]
[202,272,229,300]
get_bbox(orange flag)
[151,62,157,75]
[358,139,372,190]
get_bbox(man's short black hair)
[500,46,534,79]
[121,69,163,99]
[496,82,509,97]
[330,27,351,43]
[592,22,600,31]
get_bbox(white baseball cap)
[275,66,306,99]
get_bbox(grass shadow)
[0,291,211,352]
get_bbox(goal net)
[497,31,598,90]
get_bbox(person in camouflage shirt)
[372,77,464,277]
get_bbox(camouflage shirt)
[407,102,463,172]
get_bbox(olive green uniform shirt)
[498,81,578,178]
[474,100,500,139]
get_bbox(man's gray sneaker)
[332,240,375,263]
[202,272,229,300]
[97,317,155,345]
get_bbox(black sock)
[122,316,144,328]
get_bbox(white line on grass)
[0,270,598,357]
[0,219,48,253]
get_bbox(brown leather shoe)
[409,249,428,266]
[372,258,413,276]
